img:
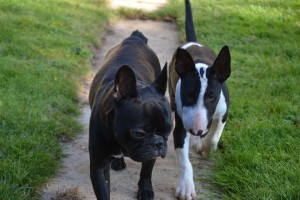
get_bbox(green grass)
[166,0,300,199]
[0,0,111,199]
[1,0,299,199]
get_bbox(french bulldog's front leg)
[90,161,110,200]
[173,111,196,200]
[137,159,156,200]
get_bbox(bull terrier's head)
[174,46,231,137]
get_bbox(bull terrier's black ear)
[175,47,196,77]
[152,62,168,95]
[114,65,137,102]
[211,45,231,83]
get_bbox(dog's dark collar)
[200,131,209,139]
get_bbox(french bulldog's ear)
[175,47,196,77]
[211,45,231,83]
[152,62,168,95]
[114,65,137,102]
[105,108,115,122]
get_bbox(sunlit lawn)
[0,0,110,199]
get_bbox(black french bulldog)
[89,30,173,200]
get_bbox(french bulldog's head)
[112,63,173,162]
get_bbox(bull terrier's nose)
[189,129,195,135]
[197,130,203,135]
[189,129,203,136]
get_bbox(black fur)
[89,30,172,200]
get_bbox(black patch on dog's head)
[200,67,204,77]
[204,68,222,115]
[175,48,200,107]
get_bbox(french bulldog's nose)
[156,141,163,149]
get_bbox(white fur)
[111,153,123,158]
[175,133,196,200]
[181,42,203,49]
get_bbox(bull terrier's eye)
[130,129,146,139]
[205,92,215,102]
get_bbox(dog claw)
[175,192,196,200]
[137,188,154,200]
[197,148,208,157]
[195,140,209,158]
[175,184,196,200]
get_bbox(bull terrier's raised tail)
[185,0,197,42]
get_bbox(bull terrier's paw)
[197,145,208,157]
[195,139,209,157]
[175,179,196,200]
[191,136,209,157]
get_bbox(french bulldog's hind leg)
[137,159,156,200]
[111,157,126,170]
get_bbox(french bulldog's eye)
[130,130,146,139]
[145,126,154,132]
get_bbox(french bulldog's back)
[89,31,161,108]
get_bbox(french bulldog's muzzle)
[127,134,167,162]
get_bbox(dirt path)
[40,2,221,200]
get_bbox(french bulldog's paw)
[111,157,126,170]
[175,180,196,200]
[137,187,154,200]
